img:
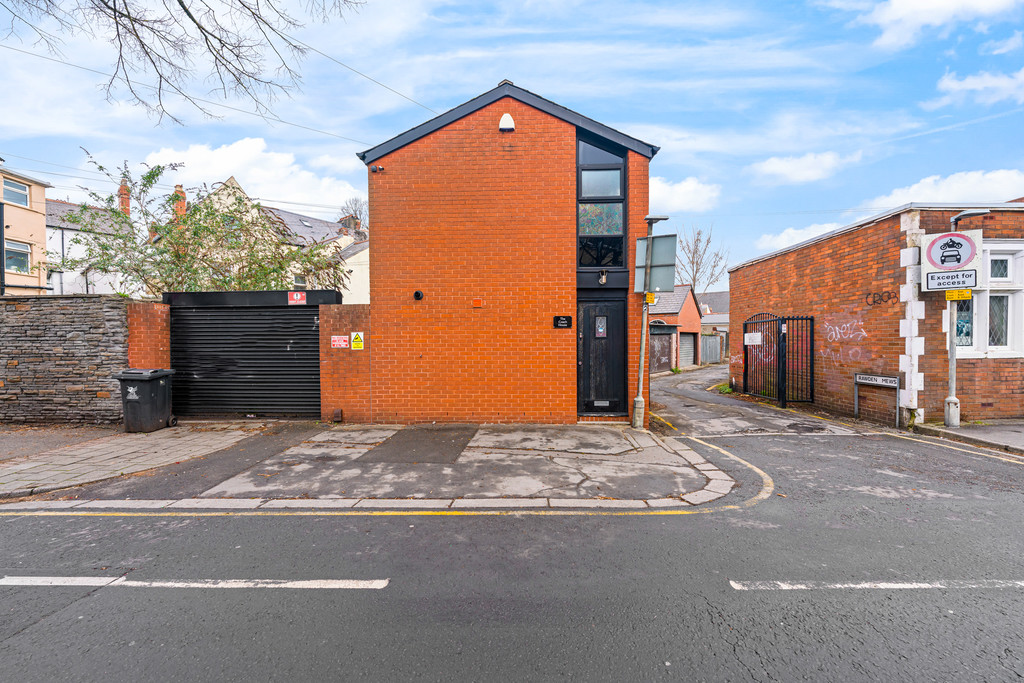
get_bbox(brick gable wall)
[367,96,650,424]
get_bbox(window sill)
[956,350,1024,360]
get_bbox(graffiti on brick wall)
[864,291,899,307]
[820,316,871,368]
[823,319,868,342]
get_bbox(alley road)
[1,368,1023,680]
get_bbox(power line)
[288,36,439,115]
[0,44,372,145]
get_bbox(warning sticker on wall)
[331,335,350,348]
[351,332,364,350]
[288,291,307,305]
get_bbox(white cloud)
[649,176,721,213]
[929,67,1024,107]
[755,223,843,251]
[858,0,1024,50]
[145,139,363,220]
[748,151,863,184]
[981,29,1024,53]
[864,169,1024,207]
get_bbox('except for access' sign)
[945,289,972,301]
[921,229,982,291]
[925,269,977,290]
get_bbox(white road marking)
[730,579,1024,591]
[0,576,389,589]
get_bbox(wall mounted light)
[370,165,384,173]
[499,113,515,132]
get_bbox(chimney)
[173,184,187,219]
[118,179,130,215]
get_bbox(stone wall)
[0,295,131,423]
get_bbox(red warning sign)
[331,335,350,349]
[288,291,307,305]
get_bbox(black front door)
[578,299,627,414]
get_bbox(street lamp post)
[633,214,670,429]
[944,209,990,428]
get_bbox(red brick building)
[729,202,1024,425]
[321,81,660,424]
[648,285,702,371]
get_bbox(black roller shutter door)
[170,305,320,416]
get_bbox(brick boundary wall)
[320,304,371,423]
[0,295,131,424]
[729,217,907,425]
[126,302,171,369]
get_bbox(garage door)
[166,291,338,416]
[650,334,674,373]
[679,333,696,366]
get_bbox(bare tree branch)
[2,0,361,120]
[675,225,729,295]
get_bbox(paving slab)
[467,425,638,455]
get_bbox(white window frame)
[4,239,31,273]
[3,178,29,207]
[957,241,1024,359]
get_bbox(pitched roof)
[701,313,729,325]
[697,290,729,314]
[338,239,368,260]
[649,285,696,315]
[262,206,355,244]
[357,80,660,165]
[46,199,119,235]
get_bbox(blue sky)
[2,0,1024,282]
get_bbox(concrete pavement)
[0,421,737,509]
[913,419,1024,456]
[0,422,262,499]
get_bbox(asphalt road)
[2,368,1023,681]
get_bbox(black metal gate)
[742,313,814,408]
[165,290,340,417]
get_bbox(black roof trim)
[357,81,660,164]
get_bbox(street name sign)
[854,373,899,388]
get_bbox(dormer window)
[577,139,625,268]
[3,179,29,207]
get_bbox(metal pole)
[633,234,655,429]
[633,215,668,429]
[945,299,959,427]
[942,210,987,428]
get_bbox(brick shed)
[729,202,1024,425]
[319,81,660,424]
